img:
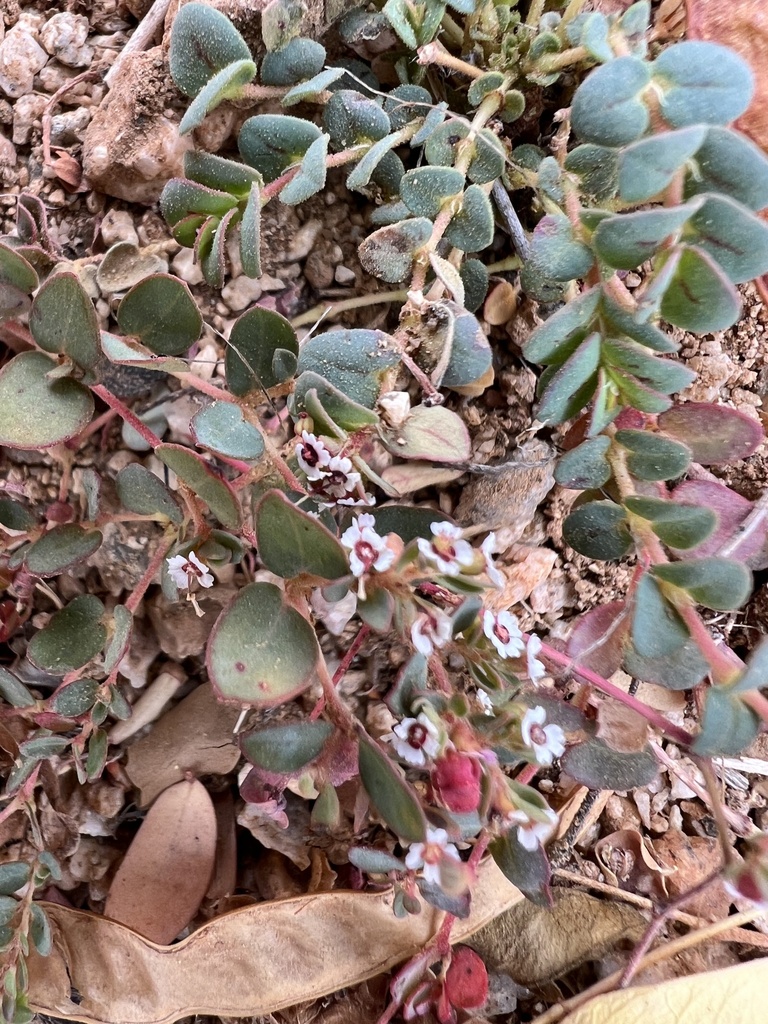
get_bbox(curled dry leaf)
[468,889,644,987]
[561,959,768,1024]
[595,828,675,898]
[27,858,522,1024]
[104,779,217,944]
[125,684,240,806]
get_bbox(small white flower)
[411,609,452,657]
[483,609,524,658]
[335,492,375,507]
[521,706,566,766]
[321,454,362,499]
[166,551,214,590]
[506,806,559,852]
[405,826,460,886]
[341,515,395,578]
[417,522,475,576]
[295,431,332,480]
[389,713,441,767]
[481,533,505,589]
[476,689,494,715]
[526,634,546,683]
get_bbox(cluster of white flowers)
[295,431,367,504]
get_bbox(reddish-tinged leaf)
[566,601,630,678]
[658,403,764,464]
[104,779,216,944]
[672,479,768,567]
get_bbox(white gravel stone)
[40,13,93,68]
[12,93,46,144]
[334,265,356,285]
[171,247,204,286]
[100,208,139,247]
[221,274,263,311]
[0,25,48,99]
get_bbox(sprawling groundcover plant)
[2,1,768,1019]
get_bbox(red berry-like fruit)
[444,946,488,1010]
[432,750,482,813]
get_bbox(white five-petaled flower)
[526,634,546,683]
[505,806,559,852]
[481,533,505,589]
[411,609,453,657]
[341,514,395,596]
[476,689,494,716]
[320,454,362,499]
[295,430,332,480]
[166,551,214,591]
[483,609,525,659]
[521,706,566,766]
[389,712,441,767]
[405,826,460,885]
[417,522,475,576]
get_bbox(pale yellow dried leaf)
[104,778,217,944]
[27,858,522,1024]
[561,958,768,1024]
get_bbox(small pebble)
[40,13,93,68]
[221,274,263,311]
[100,208,138,247]
[171,247,203,286]
[10,91,45,144]
[0,24,48,99]
[334,265,356,286]
[284,218,322,262]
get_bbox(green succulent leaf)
[530,214,594,282]
[226,306,298,396]
[116,274,202,356]
[0,241,38,293]
[28,595,106,675]
[183,151,261,196]
[624,637,709,691]
[652,41,754,129]
[460,258,490,312]
[468,71,505,107]
[239,114,322,182]
[207,582,319,707]
[200,207,233,289]
[358,733,426,844]
[279,132,329,205]
[382,0,418,48]
[160,179,237,227]
[400,166,464,219]
[103,605,133,676]
[169,1,251,98]
[618,126,707,204]
[283,67,345,106]
[657,403,764,465]
[659,246,742,333]
[554,436,612,489]
[255,490,349,580]
[600,294,678,353]
[0,862,29,896]
[490,829,551,907]
[0,667,35,708]
[192,401,265,460]
[179,59,256,135]
[26,525,102,577]
[684,194,768,284]
[571,56,650,147]
[261,37,325,86]
[592,206,693,270]
[240,720,333,773]
[561,740,659,789]
[346,132,407,191]
[523,288,601,364]
[384,84,432,131]
[631,573,688,658]
[601,338,694,394]
[692,688,759,756]
[324,89,390,149]
[294,373,379,434]
[156,444,241,529]
[358,217,432,283]
[0,351,93,450]
[296,328,398,407]
[685,126,768,212]
[51,678,100,718]
[444,184,495,252]
[562,500,632,560]
[652,558,752,611]
[0,497,36,531]
[731,637,768,693]
[614,428,690,481]
[348,847,406,874]
[624,495,716,549]
[564,145,619,205]
[537,332,601,423]
[239,181,262,277]
[424,122,505,183]
[379,404,471,464]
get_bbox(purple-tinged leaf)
[658,403,764,465]
[566,601,629,678]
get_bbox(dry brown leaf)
[486,545,559,612]
[468,889,645,986]
[206,789,237,901]
[455,441,555,537]
[27,858,522,1024]
[596,700,649,754]
[652,831,729,919]
[104,779,217,943]
[595,829,675,898]
[561,958,768,1024]
[125,684,241,806]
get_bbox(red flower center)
[301,443,321,466]
[529,724,547,746]
[355,540,377,569]
[494,622,510,644]
[408,723,429,749]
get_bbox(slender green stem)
[417,40,485,79]
[531,44,588,73]
[291,289,409,328]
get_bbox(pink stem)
[125,534,176,614]
[91,384,162,450]
[537,638,695,746]
[310,625,371,721]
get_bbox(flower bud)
[432,750,482,813]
